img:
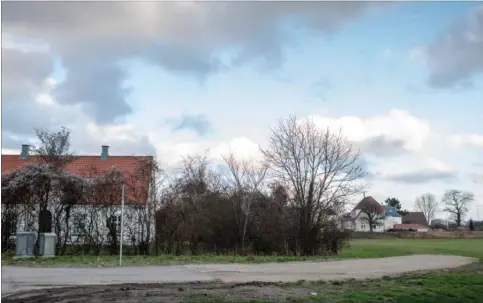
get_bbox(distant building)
[393,224,429,232]
[402,212,429,227]
[342,196,402,232]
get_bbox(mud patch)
[1,281,313,303]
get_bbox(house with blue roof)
[383,205,403,230]
[342,196,402,232]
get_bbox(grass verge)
[185,262,483,303]
[2,238,482,267]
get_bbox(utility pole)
[446,208,449,229]
[119,183,125,267]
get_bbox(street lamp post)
[119,184,125,267]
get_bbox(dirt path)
[1,254,475,302]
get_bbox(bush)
[387,228,417,232]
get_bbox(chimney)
[20,144,30,159]
[363,191,366,198]
[101,145,109,160]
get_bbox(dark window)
[39,209,52,233]
[107,215,121,235]
[8,217,18,236]
[72,214,86,236]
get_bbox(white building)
[1,145,156,250]
[342,196,402,232]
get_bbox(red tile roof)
[393,224,428,230]
[352,196,385,214]
[402,212,429,227]
[2,154,153,205]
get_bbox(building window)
[72,214,86,236]
[361,222,366,230]
[9,217,18,236]
[107,215,122,235]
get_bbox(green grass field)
[2,238,482,267]
[338,238,483,260]
[187,263,483,303]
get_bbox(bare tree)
[33,127,79,255]
[35,127,74,171]
[1,163,83,256]
[175,153,218,254]
[261,115,367,255]
[414,193,438,225]
[126,157,164,255]
[358,205,385,232]
[442,189,474,227]
[1,171,24,252]
[222,152,268,254]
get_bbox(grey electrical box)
[15,232,36,258]
[39,233,56,257]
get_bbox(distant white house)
[342,196,402,232]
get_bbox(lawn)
[185,262,483,303]
[2,238,482,267]
[338,238,483,260]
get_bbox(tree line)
[384,192,476,228]
[1,116,368,256]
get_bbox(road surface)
[1,254,475,297]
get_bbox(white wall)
[11,203,155,247]
[384,216,402,230]
[343,221,355,230]
[353,213,385,232]
[350,214,402,232]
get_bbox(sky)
[1,1,483,221]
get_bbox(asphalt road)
[1,254,475,296]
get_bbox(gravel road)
[1,254,475,302]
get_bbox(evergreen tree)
[469,219,475,231]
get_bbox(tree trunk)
[61,206,72,255]
[241,214,249,255]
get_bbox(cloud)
[423,5,483,87]
[167,114,213,137]
[358,135,407,157]
[55,58,132,123]
[471,173,483,184]
[82,123,156,156]
[378,157,456,184]
[2,1,379,125]
[2,79,61,137]
[1,134,31,151]
[356,156,375,179]
[384,170,455,184]
[449,134,483,148]
[1,75,156,158]
[1,48,53,104]
[408,46,427,65]
[306,109,432,157]
[210,137,263,162]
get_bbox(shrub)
[469,219,475,231]
[387,228,418,232]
